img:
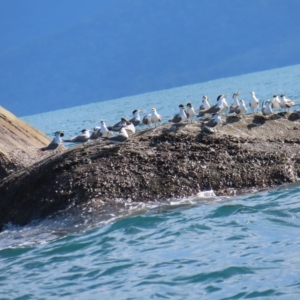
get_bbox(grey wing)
[41,139,59,151]
[129,117,140,127]
[108,120,123,131]
[203,105,220,114]
[169,114,181,123]
[142,115,152,125]
[205,118,217,128]
[229,105,238,113]
[89,131,100,140]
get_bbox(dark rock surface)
[1,112,300,230]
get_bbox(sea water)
[1,64,300,299]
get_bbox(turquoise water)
[1,65,300,299]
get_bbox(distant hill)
[1,0,300,116]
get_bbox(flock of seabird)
[41,92,296,151]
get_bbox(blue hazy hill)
[0,0,300,116]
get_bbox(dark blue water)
[1,65,300,299]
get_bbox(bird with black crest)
[41,131,64,151]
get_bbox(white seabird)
[106,127,129,145]
[262,100,273,117]
[129,109,142,127]
[142,108,162,127]
[229,92,240,113]
[271,95,281,111]
[198,95,211,118]
[41,131,64,151]
[219,94,229,114]
[63,129,91,143]
[235,99,247,117]
[199,95,211,111]
[169,104,187,123]
[198,94,226,117]
[100,121,114,138]
[249,91,259,112]
[279,94,295,111]
[186,103,196,122]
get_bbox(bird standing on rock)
[219,94,229,114]
[129,109,142,127]
[262,100,273,117]
[186,103,196,122]
[271,95,281,111]
[198,94,227,117]
[63,129,91,143]
[249,91,259,112]
[169,104,187,124]
[235,99,247,117]
[142,108,162,127]
[280,95,295,111]
[229,92,240,114]
[100,121,114,138]
[41,131,64,151]
[198,95,211,118]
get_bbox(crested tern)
[63,129,91,143]
[41,131,64,151]
[169,104,187,123]
[129,109,141,127]
[280,94,295,111]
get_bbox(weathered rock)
[1,111,300,230]
[0,106,64,179]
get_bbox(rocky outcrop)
[1,112,300,230]
[0,106,64,180]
